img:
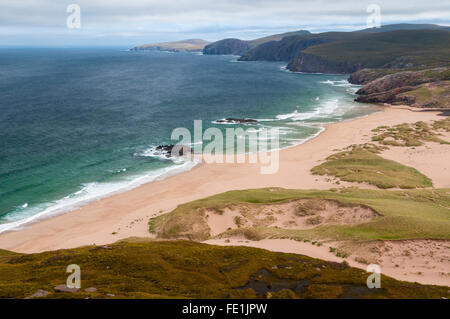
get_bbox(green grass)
[150,187,450,242]
[432,117,450,132]
[423,69,450,80]
[399,84,450,108]
[372,120,450,146]
[0,249,18,257]
[303,30,450,69]
[311,145,433,189]
[0,240,448,299]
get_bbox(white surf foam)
[0,159,200,234]
[319,79,361,89]
[275,95,362,122]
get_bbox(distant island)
[132,39,210,52]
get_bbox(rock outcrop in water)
[215,118,258,124]
[155,145,192,158]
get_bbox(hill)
[1,240,448,299]
[204,24,450,62]
[288,30,450,73]
[202,38,250,55]
[356,23,450,33]
[239,32,362,62]
[203,30,311,55]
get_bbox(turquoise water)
[0,48,375,232]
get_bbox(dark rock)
[355,86,416,104]
[287,53,361,74]
[54,284,80,293]
[355,70,434,96]
[348,68,391,85]
[382,56,417,69]
[155,145,191,157]
[352,67,450,108]
[239,36,329,62]
[216,118,258,124]
[237,268,311,295]
[7,255,33,264]
[26,289,49,299]
[89,245,113,252]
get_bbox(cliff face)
[239,36,329,62]
[356,70,434,95]
[202,39,250,55]
[287,53,361,74]
[352,68,450,108]
[203,28,449,78]
[348,69,396,85]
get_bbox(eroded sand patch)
[205,199,380,237]
[339,239,450,286]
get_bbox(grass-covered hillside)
[311,144,433,189]
[0,240,449,299]
[296,30,450,71]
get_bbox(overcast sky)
[1,0,449,47]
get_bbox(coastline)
[0,104,447,252]
[0,104,449,285]
[0,98,370,235]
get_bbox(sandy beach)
[0,105,449,285]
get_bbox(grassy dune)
[0,240,449,299]
[150,187,450,242]
[311,145,433,189]
[312,118,450,188]
[372,119,450,147]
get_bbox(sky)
[0,0,449,47]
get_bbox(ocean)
[0,48,376,232]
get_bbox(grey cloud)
[0,0,448,46]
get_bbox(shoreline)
[0,102,373,235]
[0,105,449,285]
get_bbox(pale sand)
[204,238,450,286]
[0,105,449,285]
